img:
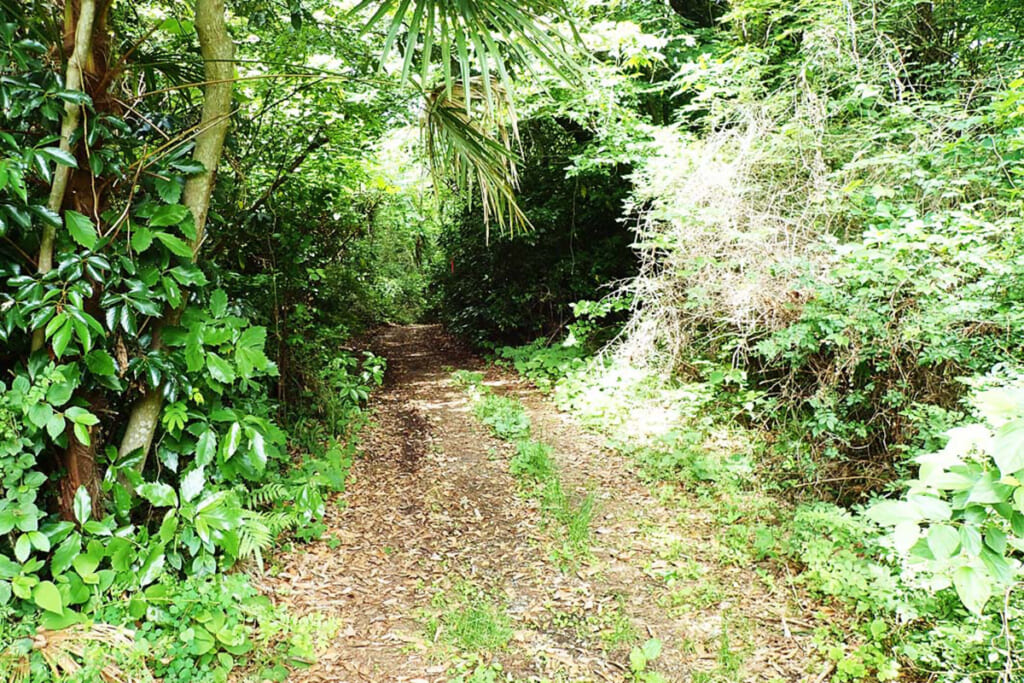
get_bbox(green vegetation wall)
[434,118,635,346]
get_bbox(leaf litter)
[257,325,837,682]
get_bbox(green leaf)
[73,422,91,446]
[865,500,923,526]
[84,350,117,376]
[72,553,99,578]
[51,318,73,358]
[248,430,267,471]
[158,510,179,544]
[27,530,50,552]
[185,326,204,372]
[629,647,647,673]
[33,581,63,615]
[65,210,98,249]
[131,226,154,252]
[641,638,662,661]
[38,147,78,168]
[210,289,228,317]
[993,419,1024,476]
[27,402,54,429]
[154,231,195,259]
[72,486,91,525]
[926,524,959,560]
[150,204,190,227]
[207,352,235,383]
[46,413,65,439]
[65,406,100,426]
[181,466,205,503]
[139,546,165,587]
[14,534,31,562]
[136,482,178,508]
[223,422,241,460]
[196,430,217,466]
[51,535,81,574]
[155,176,183,204]
[952,565,991,616]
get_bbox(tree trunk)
[118,0,235,467]
[32,0,97,352]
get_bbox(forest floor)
[258,325,839,683]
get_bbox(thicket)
[0,0,570,678]
[433,117,635,346]
[438,0,1024,679]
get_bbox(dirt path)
[259,325,828,682]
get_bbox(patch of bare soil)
[259,325,829,682]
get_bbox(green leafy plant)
[474,394,532,441]
[509,440,557,483]
[866,381,1024,617]
[628,638,667,683]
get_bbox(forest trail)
[259,325,829,683]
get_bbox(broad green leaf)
[196,430,217,466]
[224,422,242,460]
[51,318,73,358]
[27,530,50,552]
[206,352,235,383]
[14,534,31,562]
[33,581,63,615]
[27,402,53,429]
[248,431,267,471]
[65,210,98,249]
[131,226,154,252]
[865,500,922,526]
[158,510,179,544]
[952,565,991,615]
[893,521,920,554]
[150,204,190,227]
[136,482,178,508]
[993,419,1024,476]
[51,535,81,575]
[185,327,204,372]
[210,289,228,317]
[155,176,183,204]
[38,147,78,168]
[65,406,99,426]
[72,553,99,578]
[154,231,194,259]
[84,350,117,377]
[181,466,205,503]
[139,546,165,587]
[925,524,959,560]
[72,486,91,524]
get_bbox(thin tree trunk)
[31,0,97,352]
[118,0,235,466]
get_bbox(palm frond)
[0,625,152,683]
[423,79,529,236]
[352,0,580,104]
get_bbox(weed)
[474,394,532,440]
[452,369,486,387]
[509,439,557,483]
[628,639,668,683]
[426,583,513,653]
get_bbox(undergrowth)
[455,372,593,568]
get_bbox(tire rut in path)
[259,325,579,682]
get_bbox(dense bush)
[433,117,635,346]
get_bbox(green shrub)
[473,394,531,441]
[509,440,557,482]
